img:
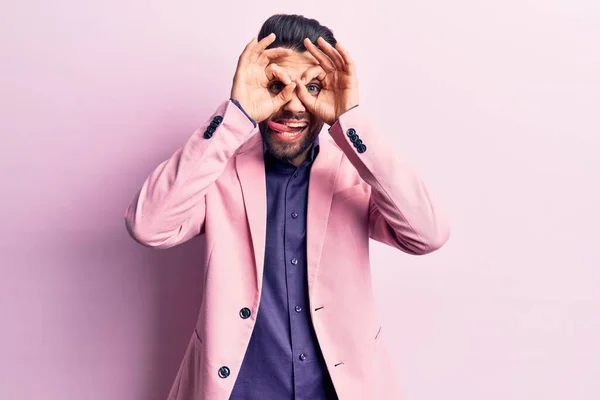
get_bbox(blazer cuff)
[230,98,257,128]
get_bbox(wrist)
[333,103,359,124]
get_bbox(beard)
[259,112,323,163]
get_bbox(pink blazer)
[125,99,450,399]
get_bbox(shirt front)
[229,136,338,400]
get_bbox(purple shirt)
[229,100,338,399]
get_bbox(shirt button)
[291,212,298,219]
[293,172,298,178]
[299,353,306,361]
[295,306,302,313]
[291,258,298,265]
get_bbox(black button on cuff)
[218,366,230,378]
[357,144,367,153]
[239,307,251,319]
[203,131,213,139]
[213,115,223,123]
[346,128,356,137]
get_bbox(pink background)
[1,1,599,399]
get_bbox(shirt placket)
[283,164,311,392]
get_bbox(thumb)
[294,79,317,112]
[273,81,297,108]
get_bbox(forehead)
[270,50,319,77]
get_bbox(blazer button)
[346,128,356,137]
[218,366,230,378]
[213,115,223,123]
[357,144,367,153]
[203,131,213,139]
[239,307,251,319]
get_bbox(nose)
[283,91,306,114]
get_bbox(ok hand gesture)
[230,33,298,123]
[294,37,359,126]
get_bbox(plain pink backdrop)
[1,1,599,399]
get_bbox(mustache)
[271,111,309,121]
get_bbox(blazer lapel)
[235,134,267,292]
[235,134,342,296]
[306,138,343,298]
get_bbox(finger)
[303,38,336,71]
[243,37,258,53]
[264,47,293,58]
[273,82,297,108]
[265,64,292,85]
[317,37,345,71]
[334,42,356,75]
[258,47,294,65]
[300,65,327,85]
[294,79,317,109]
[237,37,258,66]
[255,32,277,53]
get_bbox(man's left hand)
[294,37,359,126]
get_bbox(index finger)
[300,65,327,84]
[265,63,292,85]
[258,47,294,65]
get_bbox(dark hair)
[257,14,337,51]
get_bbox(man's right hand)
[230,33,297,123]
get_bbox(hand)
[294,37,359,126]
[231,33,297,123]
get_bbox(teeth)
[282,122,307,128]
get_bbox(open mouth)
[267,120,309,141]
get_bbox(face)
[259,50,325,165]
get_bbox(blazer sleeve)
[328,106,450,255]
[124,99,256,249]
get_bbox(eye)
[306,84,321,95]
[269,81,285,94]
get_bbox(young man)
[125,14,450,400]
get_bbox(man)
[125,14,449,400]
